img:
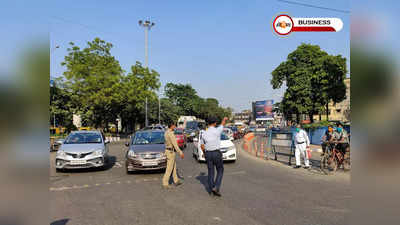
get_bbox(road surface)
[50,140,350,225]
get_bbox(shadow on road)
[195,172,210,194]
[51,219,69,225]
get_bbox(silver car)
[55,131,109,171]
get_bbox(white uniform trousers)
[295,143,309,166]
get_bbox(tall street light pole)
[139,19,155,127]
[51,45,60,128]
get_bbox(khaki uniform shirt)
[164,129,183,155]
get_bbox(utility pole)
[145,97,148,127]
[139,19,155,127]
[158,96,161,125]
[51,45,60,129]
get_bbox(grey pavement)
[50,140,350,225]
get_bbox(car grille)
[66,152,92,158]
[139,153,159,159]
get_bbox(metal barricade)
[270,131,295,165]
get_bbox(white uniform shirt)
[201,125,224,151]
[295,129,310,146]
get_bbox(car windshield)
[221,132,229,140]
[132,131,164,145]
[65,133,102,144]
[174,129,183,135]
[186,121,198,130]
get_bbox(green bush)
[303,121,334,130]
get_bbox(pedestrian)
[200,116,228,197]
[294,124,310,169]
[162,121,185,189]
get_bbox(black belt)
[166,147,174,151]
[297,141,305,144]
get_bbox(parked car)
[174,128,187,149]
[55,131,110,171]
[50,138,64,152]
[125,129,167,173]
[193,131,237,162]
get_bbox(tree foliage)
[54,38,231,133]
[271,43,347,123]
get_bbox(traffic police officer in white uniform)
[294,124,310,169]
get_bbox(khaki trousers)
[162,150,179,186]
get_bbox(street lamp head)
[145,20,150,24]
[151,22,155,26]
[138,20,143,25]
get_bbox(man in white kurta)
[294,124,310,169]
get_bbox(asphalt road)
[50,140,350,225]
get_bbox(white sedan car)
[193,130,237,162]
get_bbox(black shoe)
[304,166,310,169]
[212,188,222,197]
[293,165,301,169]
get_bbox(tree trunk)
[319,114,322,121]
[296,113,300,124]
[326,103,329,121]
[309,113,314,123]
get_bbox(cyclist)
[321,125,335,156]
[334,123,349,156]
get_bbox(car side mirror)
[125,142,130,147]
[55,140,64,145]
[230,137,234,141]
[105,140,110,144]
[193,137,198,142]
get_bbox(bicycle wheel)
[343,151,351,171]
[320,154,338,174]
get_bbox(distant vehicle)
[125,130,167,173]
[142,124,164,130]
[184,120,199,142]
[193,131,237,162]
[177,116,196,129]
[174,128,187,149]
[223,128,234,140]
[50,138,64,152]
[248,126,256,133]
[55,131,110,171]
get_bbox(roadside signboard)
[254,100,274,121]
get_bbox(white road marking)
[213,217,222,221]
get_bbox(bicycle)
[320,141,350,174]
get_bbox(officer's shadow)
[195,172,211,194]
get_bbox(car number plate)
[71,160,86,165]
[142,161,158,166]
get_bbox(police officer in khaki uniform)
[162,121,184,188]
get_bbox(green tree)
[119,62,160,132]
[164,83,198,116]
[50,78,76,131]
[271,43,347,123]
[61,38,123,129]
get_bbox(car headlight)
[56,150,66,157]
[228,146,235,151]
[157,152,165,158]
[93,149,104,156]
[128,150,137,158]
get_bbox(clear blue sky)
[48,0,350,112]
